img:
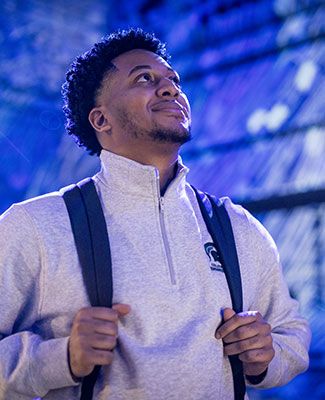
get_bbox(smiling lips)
[151,101,188,119]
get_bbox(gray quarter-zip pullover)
[0,150,310,399]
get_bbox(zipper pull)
[160,197,165,212]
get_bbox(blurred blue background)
[0,0,324,398]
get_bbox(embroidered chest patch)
[204,242,224,272]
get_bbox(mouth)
[151,101,189,119]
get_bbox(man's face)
[94,49,191,150]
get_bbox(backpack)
[63,178,246,400]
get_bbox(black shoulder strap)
[191,185,246,400]
[62,178,112,400]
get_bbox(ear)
[88,107,112,133]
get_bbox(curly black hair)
[61,28,170,156]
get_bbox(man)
[0,28,310,399]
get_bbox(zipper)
[156,172,176,285]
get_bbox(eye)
[136,73,154,83]
[170,76,181,87]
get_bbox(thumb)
[223,307,236,322]
[112,303,131,317]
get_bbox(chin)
[149,125,192,145]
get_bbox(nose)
[156,78,180,98]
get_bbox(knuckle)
[93,319,105,330]
[108,309,119,321]
[234,327,245,339]
[269,347,275,359]
[243,350,254,362]
[265,335,273,346]
[76,307,91,319]
[224,344,235,356]
[237,341,247,352]
[233,314,241,323]
[238,326,251,339]
[100,351,114,364]
[74,320,86,334]
[248,335,259,347]
[254,322,268,336]
[249,350,260,362]
[239,336,257,352]
[108,336,117,349]
[92,319,100,330]
[97,334,117,349]
[257,349,269,362]
[258,352,269,363]
[222,335,231,344]
[108,322,118,336]
[248,349,263,362]
[224,343,233,354]
[265,349,273,360]
[96,320,118,336]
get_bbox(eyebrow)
[128,64,177,77]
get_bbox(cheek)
[120,93,149,115]
[183,95,191,114]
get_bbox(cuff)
[245,368,268,385]
[30,336,81,396]
[245,341,282,388]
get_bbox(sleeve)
[0,204,79,398]
[240,207,311,389]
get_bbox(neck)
[101,142,180,194]
[154,155,179,195]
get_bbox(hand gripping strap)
[63,178,113,399]
[191,186,246,400]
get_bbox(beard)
[147,125,192,145]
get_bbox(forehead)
[111,49,174,75]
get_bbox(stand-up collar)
[97,150,189,199]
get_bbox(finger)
[239,347,275,364]
[216,311,261,339]
[112,303,131,317]
[93,320,118,336]
[223,308,236,322]
[88,348,115,366]
[223,334,273,356]
[77,307,119,323]
[90,333,117,351]
[222,321,271,344]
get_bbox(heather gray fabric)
[0,150,310,399]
